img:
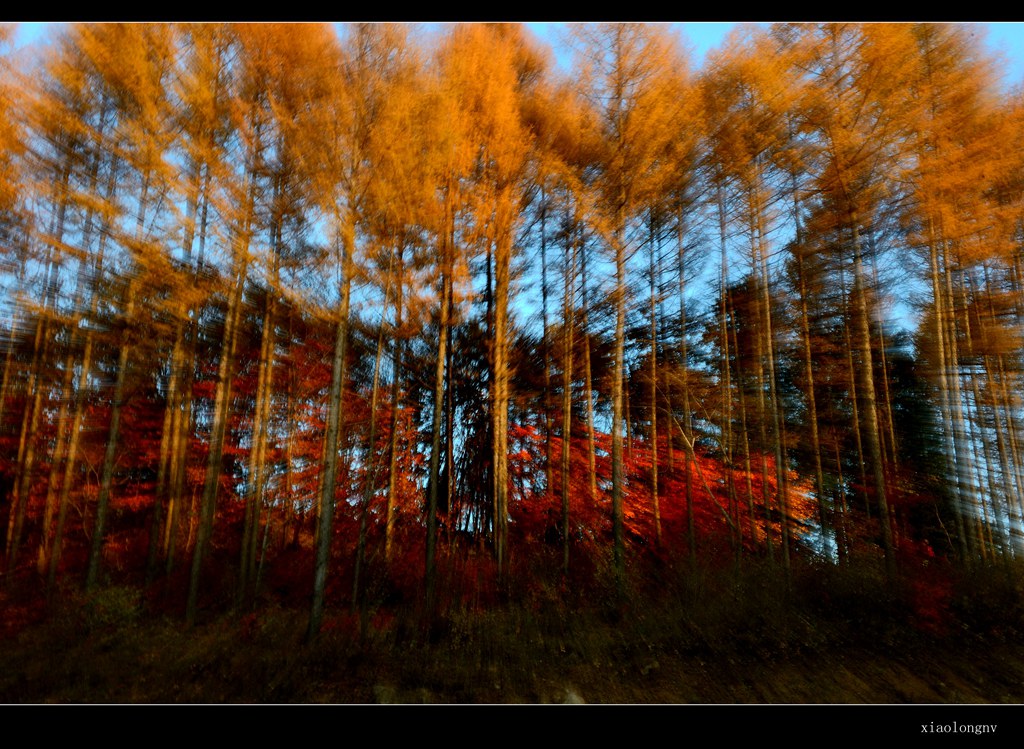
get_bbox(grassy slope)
[2,560,1023,704]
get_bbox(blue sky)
[13,23,1024,85]
[981,22,1024,86]
[528,22,1024,89]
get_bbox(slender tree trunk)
[996,353,1024,547]
[754,185,789,575]
[279,315,298,555]
[927,221,971,561]
[426,266,450,612]
[308,218,354,639]
[561,206,576,576]
[88,158,156,591]
[239,182,282,605]
[944,241,982,562]
[185,264,244,621]
[611,198,627,591]
[729,290,758,552]
[148,311,190,582]
[838,258,869,520]
[678,210,695,567]
[146,321,181,585]
[37,330,77,577]
[47,326,95,593]
[718,186,741,557]
[6,314,48,575]
[829,417,851,563]
[38,148,107,579]
[540,190,553,501]
[164,167,208,577]
[6,161,72,574]
[581,239,598,506]
[6,242,61,576]
[445,284,456,545]
[353,296,388,612]
[869,241,899,476]
[46,206,112,592]
[648,216,661,546]
[426,188,455,613]
[385,244,405,566]
[850,217,894,577]
[750,239,774,563]
[186,119,253,617]
[492,186,513,581]
[796,252,829,556]
[85,288,136,592]
[163,327,195,577]
[982,264,1024,533]
[239,289,274,606]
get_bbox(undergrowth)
[1,557,1022,703]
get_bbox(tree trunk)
[611,202,626,591]
[851,217,894,577]
[85,288,136,592]
[581,239,598,506]
[308,218,354,639]
[385,245,405,566]
[185,265,244,622]
[648,216,661,546]
[796,252,829,557]
[5,314,48,575]
[561,205,576,576]
[353,299,388,613]
[425,263,450,612]
[492,186,513,580]
[678,209,695,567]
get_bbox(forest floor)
[2,562,1024,704]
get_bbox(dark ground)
[2,563,1024,705]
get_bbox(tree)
[568,23,690,587]
[187,23,280,623]
[783,23,922,575]
[702,26,803,572]
[72,23,178,592]
[901,23,1015,562]
[297,23,405,637]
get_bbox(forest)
[2,22,1024,703]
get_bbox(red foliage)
[509,419,820,574]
